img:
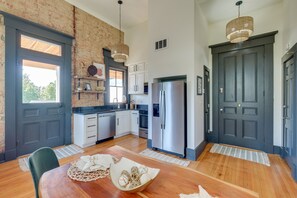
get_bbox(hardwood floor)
[0,135,296,198]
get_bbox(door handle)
[159,90,163,129]
[117,118,119,126]
[137,118,139,125]
[163,91,166,130]
[219,88,223,93]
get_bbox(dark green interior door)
[204,67,210,138]
[16,32,66,156]
[218,46,265,150]
[283,58,295,166]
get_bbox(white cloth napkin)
[180,185,215,198]
[76,154,115,172]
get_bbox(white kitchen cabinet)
[128,62,145,73]
[128,72,144,94]
[74,114,97,148]
[130,110,139,135]
[128,62,145,95]
[115,111,131,137]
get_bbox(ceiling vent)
[155,39,168,51]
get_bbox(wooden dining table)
[39,145,259,198]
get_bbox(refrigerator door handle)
[162,91,166,129]
[159,90,163,129]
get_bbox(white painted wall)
[147,0,209,150]
[283,0,297,52]
[194,1,209,148]
[125,21,149,104]
[125,21,148,65]
[208,3,284,146]
[148,0,197,149]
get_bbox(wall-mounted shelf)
[73,76,106,100]
[73,76,106,81]
[73,91,105,94]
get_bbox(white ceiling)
[65,0,283,29]
[198,0,283,24]
[65,0,148,30]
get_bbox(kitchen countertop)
[73,108,137,115]
[72,104,147,115]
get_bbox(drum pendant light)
[111,0,129,62]
[226,1,254,43]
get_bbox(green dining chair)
[28,147,60,198]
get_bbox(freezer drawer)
[98,113,116,141]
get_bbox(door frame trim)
[203,66,210,140]
[209,31,277,153]
[2,12,73,161]
[281,43,297,181]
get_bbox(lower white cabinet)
[130,110,139,135]
[74,114,97,148]
[115,111,131,137]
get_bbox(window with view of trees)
[22,59,60,103]
[109,69,124,103]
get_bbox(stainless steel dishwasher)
[97,112,115,141]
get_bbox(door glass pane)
[20,35,62,56]
[116,71,123,86]
[22,59,60,103]
[109,70,116,86]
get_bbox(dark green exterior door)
[16,32,67,156]
[218,46,265,150]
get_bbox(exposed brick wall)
[0,0,74,36]
[0,0,124,152]
[72,8,123,107]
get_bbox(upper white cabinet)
[128,72,144,94]
[128,62,146,95]
[128,62,145,73]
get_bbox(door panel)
[242,53,258,102]
[218,46,265,150]
[224,56,237,102]
[152,83,162,149]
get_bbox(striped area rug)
[18,144,84,172]
[139,149,190,167]
[210,144,270,166]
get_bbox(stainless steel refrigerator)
[152,80,186,157]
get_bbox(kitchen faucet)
[113,98,120,109]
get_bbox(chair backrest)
[28,147,59,198]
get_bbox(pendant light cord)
[236,1,242,18]
[119,0,122,44]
